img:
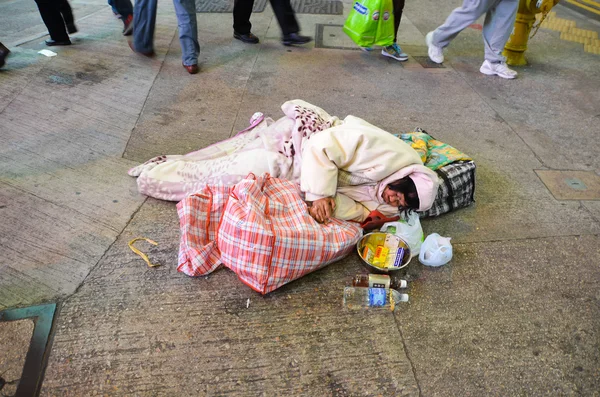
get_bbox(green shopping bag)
[343,0,395,48]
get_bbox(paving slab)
[400,235,600,396]
[0,49,46,112]
[123,13,263,161]
[536,170,600,200]
[0,0,599,394]
[0,0,106,47]
[405,1,600,172]
[42,199,420,396]
[582,201,600,222]
[123,6,600,248]
[0,9,167,308]
[0,319,34,395]
[315,14,427,50]
[231,37,599,243]
[40,203,600,396]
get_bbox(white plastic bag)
[380,212,424,257]
[419,233,452,267]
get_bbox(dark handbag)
[420,161,476,218]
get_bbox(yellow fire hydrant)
[503,0,561,65]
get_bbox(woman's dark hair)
[387,176,420,211]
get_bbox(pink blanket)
[129,100,339,201]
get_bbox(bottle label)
[368,274,390,289]
[390,247,405,269]
[368,288,387,306]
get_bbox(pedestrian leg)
[59,0,77,33]
[268,0,299,36]
[107,0,121,16]
[34,0,71,42]
[0,42,10,68]
[392,0,405,43]
[112,0,134,17]
[132,0,157,54]
[233,0,254,35]
[173,0,200,68]
[482,0,518,63]
[108,0,134,34]
[432,0,496,48]
[382,0,408,60]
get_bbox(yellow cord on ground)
[128,237,161,267]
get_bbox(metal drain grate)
[0,304,57,396]
[293,0,342,14]
[195,0,342,14]
[314,24,362,50]
[535,170,600,200]
[314,24,449,74]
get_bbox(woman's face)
[382,186,407,207]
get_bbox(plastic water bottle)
[351,274,408,290]
[343,287,409,311]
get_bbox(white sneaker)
[426,31,444,64]
[479,60,517,79]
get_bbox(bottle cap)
[398,293,409,302]
[397,279,408,289]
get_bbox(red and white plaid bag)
[177,173,363,294]
[218,174,362,294]
[177,184,233,277]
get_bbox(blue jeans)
[173,0,199,66]
[133,0,199,65]
[108,0,133,18]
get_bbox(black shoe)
[66,24,78,34]
[234,31,259,44]
[0,43,9,68]
[45,39,72,46]
[282,33,312,46]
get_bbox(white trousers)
[432,0,519,63]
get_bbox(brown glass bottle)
[352,274,407,289]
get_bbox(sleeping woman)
[128,100,439,223]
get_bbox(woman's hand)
[308,197,336,224]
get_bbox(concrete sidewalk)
[1,0,599,395]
